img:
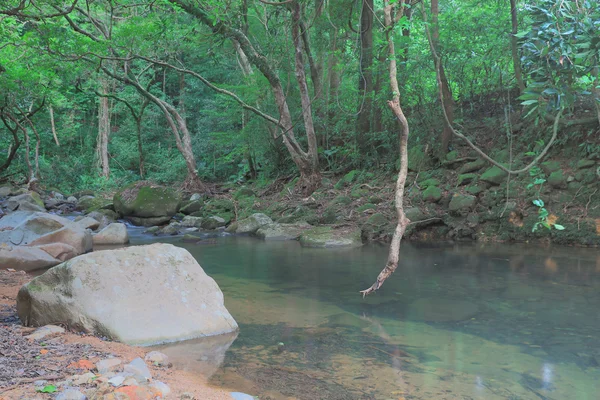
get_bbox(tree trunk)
[362,0,410,296]
[97,77,111,178]
[49,106,60,146]
[136,117,145,179]
[593,64,600,126]
[357,0,374,140]
[431,0,454,155]
[510,0,525,93]
[0,113,21,173]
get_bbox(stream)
[128,230,599,399]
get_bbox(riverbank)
[0,270,239,400]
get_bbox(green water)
[137,232,600,400]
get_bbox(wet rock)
[55,388,86,400]
[407,297,479,322]
[422,186,442,203]
[299,226,362,248]
[144,226,160,234]
[234,213,273,234]
[93,223,129,245]
[180,216,203,228]
[17,243,238,345]
[480,166,508,185]
[26,324,65,340]
[126,216,173,227]
[201,216,227,230]
[144,351,169,366]
[158,222,181,235]
[256,222,312,241]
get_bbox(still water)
[133,231,600,399]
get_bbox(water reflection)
[133,234,600,399]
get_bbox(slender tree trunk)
[362,0,410,296]
[97,77,111,178]
[593,64,600,125]
[49,106,60,146]
[510,0,525,93]
[357,0,374,140]
[431,0,454,155]
[0,114,21,173]
[135,117,144,179]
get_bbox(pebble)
[96,358,122,374]
[180,393,195,400]
[123,357,152,381]
[25,325,65,340]
[55,388,87,400]
[144,351,169,366]
[230,393,256,400]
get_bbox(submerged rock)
[17,243,238,345]
[407,297,479,322]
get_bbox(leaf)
[533,199,544,207]
[521,99,539,105]
[37,385,58,393]
[554,224,565,230]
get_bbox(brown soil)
[0,270,234,400]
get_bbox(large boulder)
[17,243,239,345]
[299,226,363,248]
[6,192,45,212]
[234,213,273,234]
[127,216,172,227]
[114,183,181,218]
[0,212,92,271]
[93,223,129,245]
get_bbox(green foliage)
[531,199,565,232]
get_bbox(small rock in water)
[144,351,169,366]
[123,357,152,381]
[26,324,65,340]
[108,375,125,387]
[96,358,122,374]
[149,381,171,396]
[230,393,255,400]
[55,388,86,400]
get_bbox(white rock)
[92,223,129,245]
[149,381,171,396]
[189,193,202,201]
[95,358,122,374]
[67,196,77,203]
[55,389,86,400]
[123,357,152,381]
[107,375,125,387]
[230,393,256,400]
[144,351,169,366]
[26,324,65,340]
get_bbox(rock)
[230,393,255,400]
[0,245,60,271]
[418,178,440,189]
[365,213,387,228]
[17,243,238,345]
[457,173,477,186]
[180,393,196,400]
[6,192,45,212]
[404,207,425,222]
[56,389,86,400]
[123,358,152,382]
[87,211,117,230]
[256,222,312,241]
[548,169,566,189]
[357,203,376,212]
[144,226,160,234]
[541,160,561,175]
[127,216,172,227]
[148,381,170,396]
[114,183,181,218]
[422,186,442,203]
[407,146,431,172]
[108,375,125,387]
[180,216,204,228]
[299,226,362,248]
[73,217,101,231]
[158,222,181,235]
[577,159,596,169]
[179,200,204,215]
[71,372,96,385]
[144,351,169,366]
[26,324,65,340]
[458,158,486,174]
[190,193,202,201]
[234,213,273,234]
[0,186,13,197]
[480,166,508,185]
[334,170,361,189]
[76,195,96,211]
[201,216,227,230]
[449,194,477,214]
[96,358,122,374]
[37,243,79,262]
[465,185,485,196]
[93,223,129,245]
[67,196,77,203]
[407,297,479,322]
[233,187,256,199]
[332,195,352,205]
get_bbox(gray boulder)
[127,216,172,227]
[114,183,181,218]
[6,192,45,212]
[299,226,363,248]
[93,223,129,245]
[17,243,238,345]
[180,216,204,228]
[234,213,273,234]
[201,216,227,230]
